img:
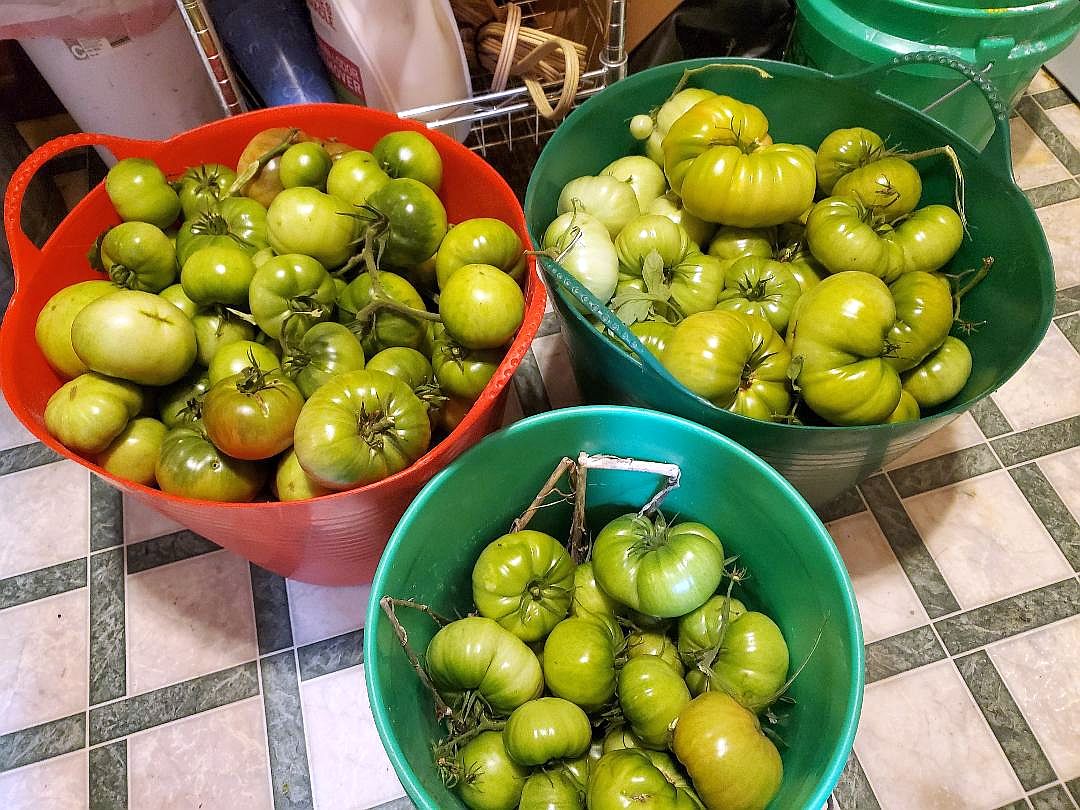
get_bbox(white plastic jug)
[306,0,473,141]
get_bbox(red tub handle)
[835,50,1014,180]
[4,132,165,283]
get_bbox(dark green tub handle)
[835,50,1014,179]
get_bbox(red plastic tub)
[1,104,545,585]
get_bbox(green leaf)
[787,355,803,390]
[612,296,653,327]
[641,250,668,297]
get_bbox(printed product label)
[63,36,131,60]
[314,34,366,104]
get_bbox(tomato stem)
[667,63,773,103]
[379,595,457,723]
[950,256,994,332]
[901,144,968,230]
[227,128,300,197]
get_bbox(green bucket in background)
[787,0,1080,148]
[365,406,864,810]
[523,54,1054,509]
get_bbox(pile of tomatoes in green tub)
[543,84,986,427]
[36,127,529,501]
[413,511,791,810]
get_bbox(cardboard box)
[625,0,684,53]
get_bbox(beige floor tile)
[1037,446,1080,523]
[1046,104,1080,152]
[301,665,404,810]
[126,552,257,695]
[0,590,88,735]
[0,394,36,451]
[1036,196,1080,289]
[0,750,87,810]
[828,512,929,644]
[855,660,1024,810]
[905,471,1072,609]
[885,413,985,470]
[0,461,88,580]
[122,494,187,544]
[531,333,582,409]
[1010,117,1071,189]
[127,698,272,810]
[989,616,1080,782]
[1030,68,1060,94]
[992,324,1080,431]
[286,580,368,647]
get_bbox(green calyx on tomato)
[208,340,280,386]
[832,156,923,223]
[714,254,802,335]
[280,321,366,399]
[364,178,449,268]
[473,530,575,642]
[155,424,268,502]
[541,210,620,305]
[100,221,177,293]
[504,697,591,766]
[291,368,431,489]
[159,371,211,428]
[660,310,792,421]
[455,730,529,810]
[672,691,783,810]
[249,253,337,341]
[592,511,725,618]
[177,163,237,219]
[815,126,885,195]
[426,616,544,715]
[44,372,145,456]
[430,330,502,401]
[202,365,304,461]
[805,195,905,282]
[338,269,435,356]
[175,197,269,266]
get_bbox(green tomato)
[618,655,691,749]
[663,93,769,187]
[902,335,972,408]
[156,425,267,502]
[430,334,501,400]
[71,290,196,385]
[787,271,902,425]
[556,174,640,239]
[159,370,211,428]
[542,211,620,304]
[273,448,333,501]
[672,692,782,810]
[627,631,684,676]
[890,204,964,274]
[367,178,448,267]
[208,340,281,386]
[886,389,922,423]
[364,346,442,416]
[100,221,177,292]
[252,246,277,268]
[291,368,430,488]
[472,529,574,643]
[456,731,529,810]
[180,245,256,309]
[714,254,802,334]
[542,617,621,712]
[175,197,269,266]
[519,769,585,810]
[587,750,702,810]
[202,368,304,460]
[592,512,724,618]
[602,155,668,210]
[266,187,359,269]
[677,596,746,658]
[815,126,885,195]
[641,87,716,165]
[249,253,336,341]
[602,726,646,753]
[646,192,715,251]
[338,270,429,355]
[440,263,525,349]
[833,156,923,222]
[629,321,675,361]
[94,416,167,486]
[35,280,119,378]
[105,157,180,228]
[887,271,954,372]
[44,372,144,455]
[660,310,792,420]
[373,130,443,191]
[177,163,237,219]
[278,142,332,189]
[805,196,905,282]
[325,149,391,207]
[706,225,773,273]
[281,321,366,399]
[435,218,525,288]
[160,283,200,319]
[504,697,591,766]
[426,616,544,715]
[191,309,256,368]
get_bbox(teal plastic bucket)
[787,0,1080,148]
[365,405,864,810]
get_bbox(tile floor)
[1,68,1079,810]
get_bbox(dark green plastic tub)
[365,406,863,810]
[524,53,1054,508]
